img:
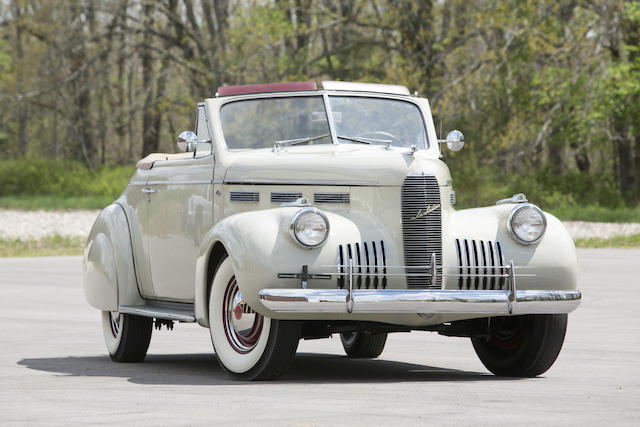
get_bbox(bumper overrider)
[259,257,581,315]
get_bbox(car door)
[144,104,214,301]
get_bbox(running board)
[119,301,196,322]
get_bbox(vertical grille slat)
[480,241,487,290]
[372,241,379,289]
[401,174,442,289]
[337,245,345,289]
[455,239,463,289]
[355,243,362,289]
[496,241,506,290]
[380,241,388,289]
[363,242,371,289]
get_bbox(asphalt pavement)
[1,249,638,426]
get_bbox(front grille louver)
[337,241,387,289]
[455,238,507,290]
[401,174,442,289]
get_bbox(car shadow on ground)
[17,352,523,385]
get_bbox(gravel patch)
[1,209,639,240]
[562,221,640,239]
[0,209,100,239]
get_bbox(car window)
[220,96,331,149]
[329,96,428,148]
[196,105,210,140]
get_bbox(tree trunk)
[141,2,156,157]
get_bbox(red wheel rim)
[222,276,263,354]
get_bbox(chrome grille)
[455,238,506,290]
[230,191,259,202]
[314,192,350,203]
[337,240,387,289]
[401,174,442,289]
[271,192,302,203]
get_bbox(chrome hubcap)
[109,312,120,338]
[222,277,263,353]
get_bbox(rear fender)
[82,203,144,311]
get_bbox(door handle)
[141,188,157,194]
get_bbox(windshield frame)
[217,91,431,152]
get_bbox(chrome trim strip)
[119,305,196,322]
[223,178,379,186]
[142,180,213,186]
[259,289,582,314]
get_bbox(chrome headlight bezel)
[289,208,329,249]
[507,203,547,245]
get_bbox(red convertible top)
[217,81,317,96]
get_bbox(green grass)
[574,233,640,248]
[1,231,638,258]
[0,195,113,210]
[0,235,85,257]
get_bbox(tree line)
[0,0,638,206]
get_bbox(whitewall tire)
[208,257,301,380]
[101,311,152,362]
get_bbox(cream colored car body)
[83,88,579,331]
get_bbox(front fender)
[446,204,578,291]
[194,206,395,326]
[82,203,144,311]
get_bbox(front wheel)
[471,314,567,377]
[101,311,152,362]
[208,257,301,380]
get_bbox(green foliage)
[549,205,640,223]
[574,233,640,249]
[0,234,84,257]
[0,158,133,200]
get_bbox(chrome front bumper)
[259,288,582,315]
[264,258,581,315]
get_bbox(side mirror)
[177,131,197,152]
[438,130,465,151]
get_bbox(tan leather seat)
[136,152,193,170]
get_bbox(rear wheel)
[471,314,567,377]
[208,257,301,380]
[101,311,152,362]
[340,332,387,358]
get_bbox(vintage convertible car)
[83,81,581,380]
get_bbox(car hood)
[222,144,450,186]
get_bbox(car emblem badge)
[410,204,440,221]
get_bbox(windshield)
[329,96,427,149]
[221,96,331,149]
[220,95,427,150]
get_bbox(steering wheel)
[355,131,404,146]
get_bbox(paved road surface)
[1,250,638,426]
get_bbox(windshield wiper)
[336,135,392,148]
[274,133,329,151]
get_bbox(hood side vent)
[314,192,350,204]
[271,192,302,203]
[230,191,259,202]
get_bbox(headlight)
[289,208,329,248]
[508,204,547,245]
